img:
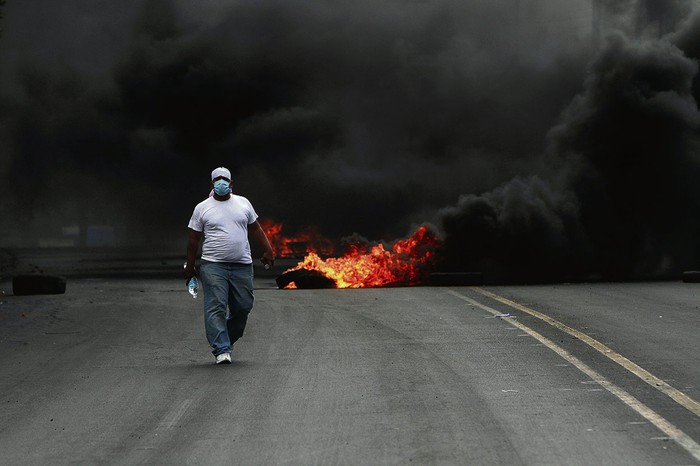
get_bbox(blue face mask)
[213,179,231,196]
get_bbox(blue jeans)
[200,261,255,356]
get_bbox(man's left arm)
[249,220,275,267]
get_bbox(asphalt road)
[0,271,698,465]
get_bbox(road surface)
[0,268,698,464]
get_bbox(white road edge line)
[471,286,700,419]
[446,289,700,462]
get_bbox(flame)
[284,225,442,288]
[260,219,335,257]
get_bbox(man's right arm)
[184,228,202,280]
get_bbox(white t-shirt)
[188,195,259,263]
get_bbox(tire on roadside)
[682,271,700,283]
[12,275,67,295]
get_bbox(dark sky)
[1,0,699,280]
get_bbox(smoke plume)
[437,7,700,281]
[1,0,699,282]
[0,0,591,247]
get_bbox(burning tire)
[682,271,700,283]
[276,269,337,289]
[12,275,67,295]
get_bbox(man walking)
[185,167,275,364]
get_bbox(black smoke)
[437,8,700,282]
[0,0,591,248]
[1,0,699,283]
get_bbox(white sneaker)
[215,352,232,364]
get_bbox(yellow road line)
[470,286,700,418]
[446,289,700,462]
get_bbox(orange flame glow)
[284,225,442,288]
[260,219,335,257]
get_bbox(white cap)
[211,167,231,180]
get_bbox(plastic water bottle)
[187,277,199,299]
[184,262,198,299]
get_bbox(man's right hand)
[184,263,196,281]
[185,229,202,282]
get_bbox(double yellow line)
[447,287,700,462]
[473,286,700,417]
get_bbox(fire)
[283,225,442,288]
[260,219,335,257]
